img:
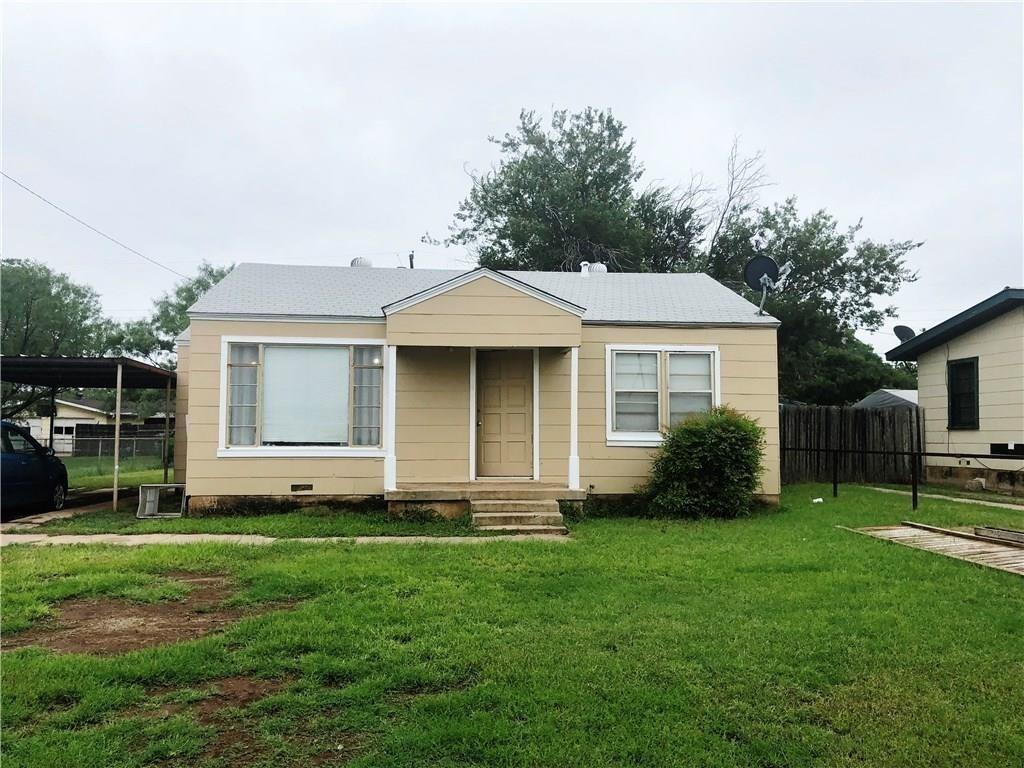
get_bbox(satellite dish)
[894,325,916,343]
[743,256,779,292]
[743,256,794,315]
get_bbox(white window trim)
[604,344,721,447]
[217,335,387,458]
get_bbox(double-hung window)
[607,345,718,444]
[224,341,384,452]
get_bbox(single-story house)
[174,262,781,524]
[23,395,172,454]
[887,286,1024,490]
[851,389,918,410]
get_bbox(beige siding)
[577,325,780,496]
[173,341,190,483]
[183,319,387,497]
[180,317,780,499]
[918,306,1024,471]
[386,276,581,347]
[396,347,471,482]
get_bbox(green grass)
[61,456,166,492]
[2,484,1022,767]
[27,506,476,538]
[873,481,1024,506]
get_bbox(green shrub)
[642,407,765,519]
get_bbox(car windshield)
[2,426,41,455]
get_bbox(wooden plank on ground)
[842,524,1024,576]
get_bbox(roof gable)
[382,268,586,317]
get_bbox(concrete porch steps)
[470,499,568,535]
[387,484,585,502]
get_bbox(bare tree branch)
[704,138,771,258]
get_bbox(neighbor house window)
[607,346,717,443]
[225,342,383,448]
[947,357,979,430]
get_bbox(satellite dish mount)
[743,256,794,315]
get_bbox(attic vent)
[588,262,608,273]
[579,261,607,277]
[350,257,373,267]
[291,483,314,493]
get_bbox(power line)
[1,171,188,278]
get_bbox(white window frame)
[218,335,387,458]
[605,344,721,447]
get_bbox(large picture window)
[947,357,979,430]
[607,346,718,444]
[225,342,383,449]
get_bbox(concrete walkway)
[868,487,1024,511]
[0,501,112,532]
[0,532,570,548]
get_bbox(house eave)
[886,288,1024,361]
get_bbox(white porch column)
[568,345,580,490]
[384,344,398,490]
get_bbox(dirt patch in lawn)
[141,676,369,765]
[2,572,291,655]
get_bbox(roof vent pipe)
[350,257,373,267]
[579,261,590,278]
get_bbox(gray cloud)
[4,3,1021,352]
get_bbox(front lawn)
[25,505,476,538]
[62,455,167,492]
[2,484,1022,767]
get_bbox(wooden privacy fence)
[780,404,923,485]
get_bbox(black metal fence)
[782,446,1023,510]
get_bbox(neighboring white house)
[23,396,171,454]
[887,287,1024,491]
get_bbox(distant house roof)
[56,396,128,416]
[851,389,919,409]
[887,287,1024,361]
[188,264,780,327]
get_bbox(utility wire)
[1,171,188,278]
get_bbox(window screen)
[668,353,713,426]
[613,352,659,431]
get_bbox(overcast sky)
[4,2,1022,355]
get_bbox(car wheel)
[50,482,67,511]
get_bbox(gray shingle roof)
[188,263,779,326]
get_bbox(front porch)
[386,482,586,534]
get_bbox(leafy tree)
[447,109,919,404]
[448,109,705,272]
[108,261,232,366]
[1,259,113,417]
[97,262,232,417]
[708,198,920,403]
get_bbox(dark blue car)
[1,420,69,516]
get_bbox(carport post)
[48,386,56,450]
[162,378,171,483]
[113,362,123,512]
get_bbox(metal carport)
[1,356,176,510]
